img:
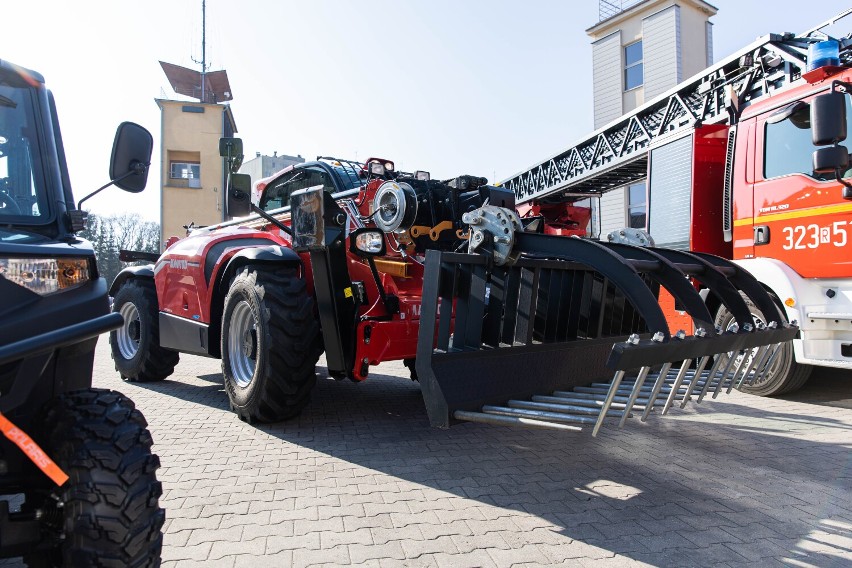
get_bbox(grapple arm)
[415,207,798,433]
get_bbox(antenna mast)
[161,0,231,105]
[191,0,208,102]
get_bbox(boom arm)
[503,25,852,205]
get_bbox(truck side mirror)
[811,92,847,146]
[219,137,244,173]
[109,122,153,193]
[813,145,849,174]
[226,173,252,218]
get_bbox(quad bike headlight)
[0,257,91,295]
[372,181,418,233]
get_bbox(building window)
[170,162,200,180]
[624,40,643,91]
[627,182,646,229]
[170,161,201,188]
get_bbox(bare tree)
[80,212,160,286]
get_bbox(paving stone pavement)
[8,340,852,567]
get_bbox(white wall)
[592,31,624,129]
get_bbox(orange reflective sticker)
[0,412,68,486]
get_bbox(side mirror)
[226,173,252,218]
[811,92,847,146]
[219,137,244,173]
[290,186,326,251]
[349,228,387,258]
[109,122,153,193]
[813,145,850,174]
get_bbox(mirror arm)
[363,256,399,315]
[76,163,147,210]
[249,203,293,236]
[831,79,852,95]
[836,169,852,199]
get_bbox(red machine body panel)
[155,227,287,323]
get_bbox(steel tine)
[592,370,626,437]
[662,358,693,415]
[673,327,707,408]
[724,324,753,395]
[680,355,712,408]
[718,350,747,397]
[748,322,780,386]
[616,331,667,427]
[640,361,672,421]
[695,353,726,404]
[709,324,741,400]
[725,351,748,394]
[637,329,685,421]
[751,342,782,385]
[736,321,767,389]
[751,343,778,385]
[706,352,737,401]
[736,344,767,389]
[619,365,652,427]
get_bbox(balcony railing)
[598,0,646,22]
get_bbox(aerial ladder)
[503,10,852,203]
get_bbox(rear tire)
[110,278,179,382]
[221,266,322,423]
[23,389,164,568]
[714,295,812,396]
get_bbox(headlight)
[372,181,418,233]
[355,232,383,254]
[0,257,91,295]
[351,230,386,256]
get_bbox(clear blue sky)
[3,1,851,221]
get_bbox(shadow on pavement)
[126,355,852,567]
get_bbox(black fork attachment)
[415,231,797,434]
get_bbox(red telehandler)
[110,136,795,434]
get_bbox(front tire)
[221,266,322,423]
[110,278,179,382]
[715,295,812,396]
[23,389,164,568]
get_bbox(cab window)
[764,97,852,180]
[259,167,336,211]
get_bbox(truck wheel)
[221,266,321,423]
[714,295,812,396]
[23,389,164,568]
[110,278,179,382]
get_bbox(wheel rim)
[228,300,257,388]
[724,312,788,388]
[117,302,141,359]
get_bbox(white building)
[238,152,305,188]
[588,0,717,237]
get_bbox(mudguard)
[110,264,155,295]
[219,245,302,284]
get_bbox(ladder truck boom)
[503,12,852,204]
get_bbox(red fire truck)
[503,11,852,396]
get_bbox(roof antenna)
[191,0,208,102]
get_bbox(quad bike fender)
[110,264,155,296]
